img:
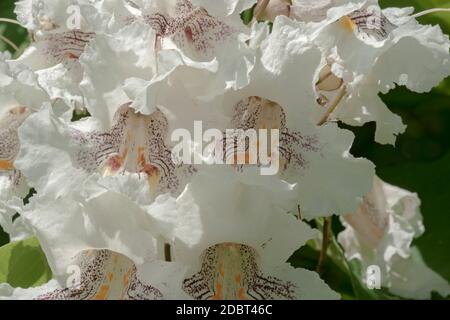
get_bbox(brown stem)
[254,0,271,21]
[316,216,331,275]
[164,243,172,262]
[316,86,347,126]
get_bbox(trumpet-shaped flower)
[0,249,185,300]
[79,0,259,127]
[159,166,339,299]
[204,33,375,217]
[15,102,194,201]
[263,1,450,144]
[0,53,49,239]
[338,176,450,299]
[13,0,98,110]
[0,106,31,239]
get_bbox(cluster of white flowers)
[0,0,449,300]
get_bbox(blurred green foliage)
[0,237,52,288]
[363,0,450,283]
[0,0,29,56]
[0,0,449,297]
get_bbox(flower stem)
[164,243,172,262]
[297,204,302,220]
[412,8,450,19]
[317,216,332,275]
[0,18,22,26]
[254,0,271,21]
[0,34,19,52]
[317,86,347,126]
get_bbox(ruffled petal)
[338,176,449,298]
[1,249,187,300]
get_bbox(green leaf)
[241,7,255,25]
[0,237,52,288]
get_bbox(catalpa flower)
[0,106,31,240]
[132,0,238,60]
[15,0,96,31]
[311,3,450,144]
[15,101,195,201]
[13,176,165,276]
[0,53,49,239]
[0,166,189,300]
[258,1,450,144]
[310,2,450,144]
[13,0,98,110]
[78,20,184,127]
[0,249,185,300]
[338,176,450,299]
[80,0,259,125]
[0,122,204,301]
[205,30,375,217]
[159,166,339,300]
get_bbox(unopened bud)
[254,0,291,22]
[316,64,343,92]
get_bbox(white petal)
[0,280,61,300]
[338,176,448,298]
[1,250,186,300]
[20,189,159,281]
[387,247,450,299]
[264,264,340,299]
[171,166,317,266]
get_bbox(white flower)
[275,1,450,144]
[0,249,185,300]
[11,101,196,263]
[0,52,49,111]
[15,102,197,201]
[0,171,187,299]
[159,166,339,299]
[203,28,375,217]
[0,53,49,240]
[15,0,96,32]
[0,160,188,300]
[78,20,176,127]
[79,0,259,125]
[13,0,98,110]
[289,0,363,22]
[338,176,450,299]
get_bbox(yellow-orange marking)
[340,16,356,32]
[94,284,110,300]
[212,281,223,300]
[0,160,14,171]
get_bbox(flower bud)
[316,64,343,92]
[254,0,291,22]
